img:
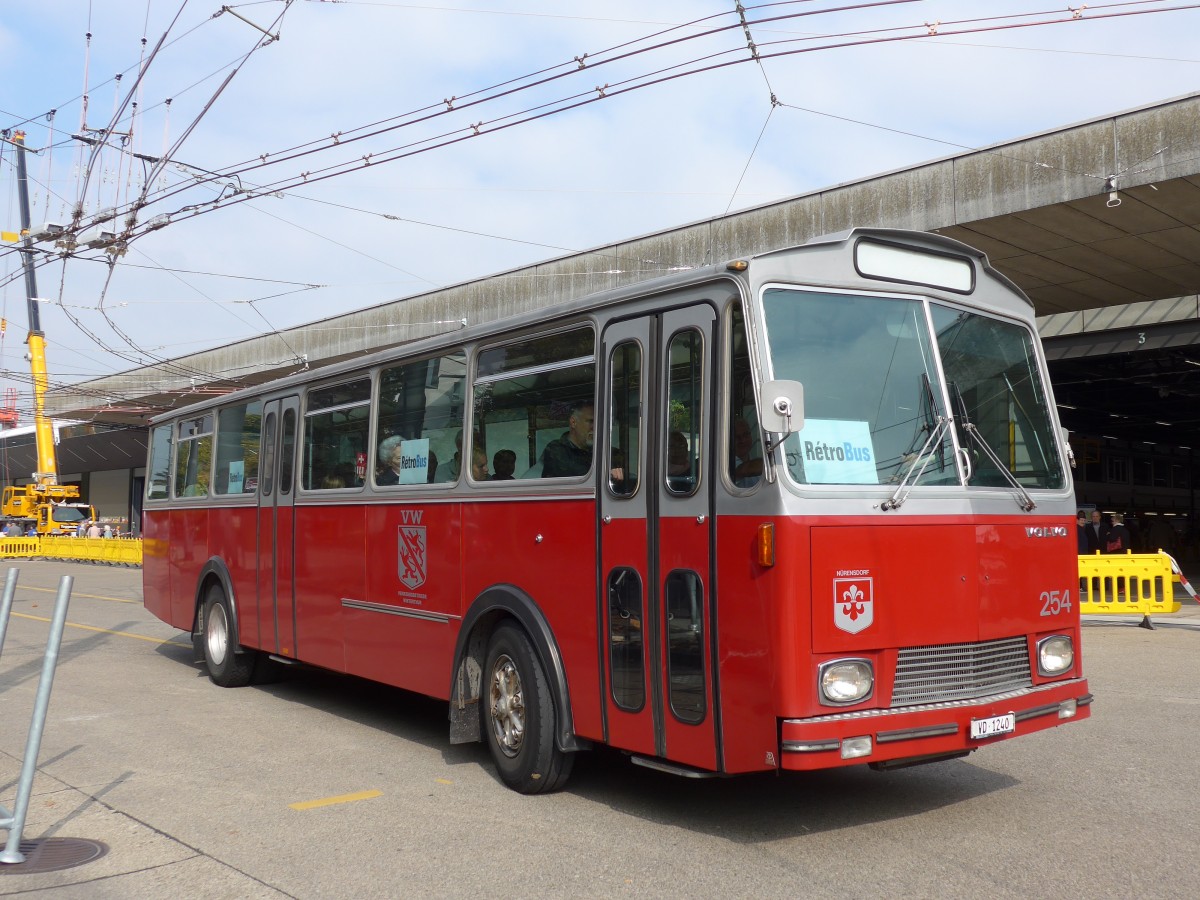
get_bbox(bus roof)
[149,227,1028,426]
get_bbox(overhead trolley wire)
[5,1,1195,255]
[97,0,1200,242]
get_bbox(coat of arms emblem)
[398,525,427,590]
[833,577,873,634]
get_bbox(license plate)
[970,713,1015,740]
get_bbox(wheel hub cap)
[489,655,525,758]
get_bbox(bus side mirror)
[1061,426,1076,469]
[759,380,804,437]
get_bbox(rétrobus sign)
[799,419,876,484]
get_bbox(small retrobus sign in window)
[855,239,974,294]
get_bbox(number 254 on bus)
[142,228,1090,794]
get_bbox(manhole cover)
[0,837,109,874]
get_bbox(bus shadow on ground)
[562,748,1017,841]
[153,640,1015,837]
[154,639,487,764]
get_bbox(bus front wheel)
[202,585,254,688]
[482,624,574,794]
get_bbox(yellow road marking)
[8,611,189,646]
[289,790,382,810]
[17,584,138,604]
[435,778,453,785]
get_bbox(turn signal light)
[755,523,775,567]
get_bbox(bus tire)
[202,585,254,688]
[483,623,574,794]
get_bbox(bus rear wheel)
[202,585,254,688]
[483,624,574,794]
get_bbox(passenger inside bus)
[541,402,594,477]
[491,449,516,480]
[667,431,694,492]
[376,435,405,485]
[731,416,763,488]
[471,447,489,481]
[610,448,632,495]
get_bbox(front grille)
[891,636,1032,706]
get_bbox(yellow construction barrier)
[0,536,142,567]
[1078,550,1184,619]
[0,538,41,559]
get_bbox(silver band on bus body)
[340,598,460,623]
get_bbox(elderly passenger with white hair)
[376,435,406,485]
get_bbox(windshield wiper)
[881,415,949,511]
[950,382,1036,511]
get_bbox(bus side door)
[599,304,718,772]
[257,395,300,657]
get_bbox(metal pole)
[0,568,19,659]
[0,575,73,864]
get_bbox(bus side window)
[376,352,466,486]
[146,425,172,500]
[473,326,596,481]
[174,415,213,499]
[304,379,371,490]
[664,329,702,496]
[214,400,262,496]
[607,340,640,496]
[260,412,277,496]
[280,408,297,494]
[728,305,763,489]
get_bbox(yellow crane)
[1,131,95,536]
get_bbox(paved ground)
[1,560,1198,898]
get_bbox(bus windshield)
[761,288,1064,490]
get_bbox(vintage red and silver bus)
[142,227,1091,793]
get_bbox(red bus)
[142,228,1090,793]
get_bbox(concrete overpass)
[17,90,1200,529]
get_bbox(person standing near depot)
[1105,512,1132,554]
[1087,509,1107,554]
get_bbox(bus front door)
[600,305,718,772]
[257,396,300,658]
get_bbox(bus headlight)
[818,658,874,705]
[1037,635,1074,676]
